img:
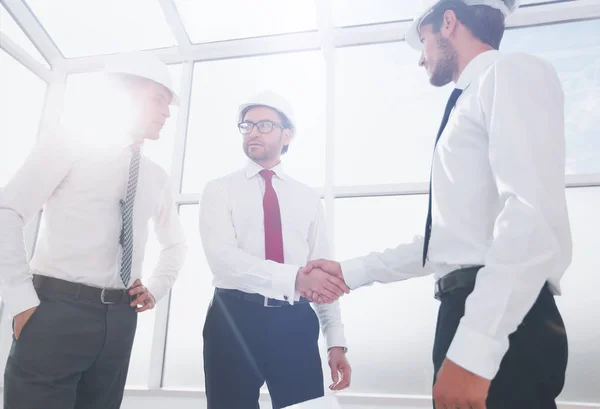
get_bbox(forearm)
[0,208,40,318]
[341,236,434,290]
[145,242,187,302]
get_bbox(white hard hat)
[103,52,179,106]
[405,0,520,51]
[238,91,296,135]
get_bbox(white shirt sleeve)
[145,177,188,303]
[307,200,347,350]
[340,235,434,291]
[446,54,571,380]
[0,132,75,317]
[199,180,299,302]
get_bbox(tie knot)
[259,169,275,182]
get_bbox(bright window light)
[25,0,176,58]
[174,0,317,43]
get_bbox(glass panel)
[334,42,450,186]
[0,4,48,66]
[334,195,436,395]
[182,51,326,193]
[333,188,600,401]
[61,64,181,172]
[162,205,213,387]
[174,0,317,43]
[332,0,419,27]
[502,19,600,175]
[25,0,176,58]
[0,50,47,186]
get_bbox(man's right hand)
[13,306,37,340]
[295,266,350,304]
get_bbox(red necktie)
[260,169,284,263]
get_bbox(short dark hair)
[421,1,506,49]
[239,105,293,155]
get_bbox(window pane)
[182,52,326,193]
[335,42,450,186]
[162,205,213,387]
[334,195,437,395]
[25,0,176,58]
[502,19,600,175]
[174,0,317,43]
[332,0,419,27]
[61,64,181,172]
[0,4,48,67]
[0,50,47,186]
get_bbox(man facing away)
[303,1,572,408]
[0,52,187,409]
[199,91,351,409]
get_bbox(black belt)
[434,266,483,300]
[33,275,133,305]
[215,288,310,307]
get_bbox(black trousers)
[203,290,324,409]
[433,282,568,409]
[4,282,138,409]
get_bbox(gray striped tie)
[119,147,141,287]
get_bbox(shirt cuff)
[446,321,509,380]
[271,263,301,305]
[3,279,41,319]
[324,326,347,351]
[340,257,371,290]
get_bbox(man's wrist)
[328,346,348,354]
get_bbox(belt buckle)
[101,288,116,305]
[263,297,279,308]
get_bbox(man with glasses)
[199,91,351,409]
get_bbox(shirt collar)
[244,160,287,181]
[455,50,502,90]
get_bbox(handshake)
[295,259,351,304]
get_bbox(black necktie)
[422,88,463,267]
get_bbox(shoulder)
[483,52,560,85]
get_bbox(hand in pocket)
[14,306,38,340]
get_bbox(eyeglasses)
[238,120,285,135]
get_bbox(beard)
[430,36,458,87]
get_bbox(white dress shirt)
[0,129,187,318]
[199,160,347,350]
[341,50,572,379]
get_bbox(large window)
[25,0,176,57]
[335,42,450,186]
[174,0,317,43]
[182,51,326,192]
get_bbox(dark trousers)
[4,281,138,409]
[203,290,324,409]
[433,282,568,409]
